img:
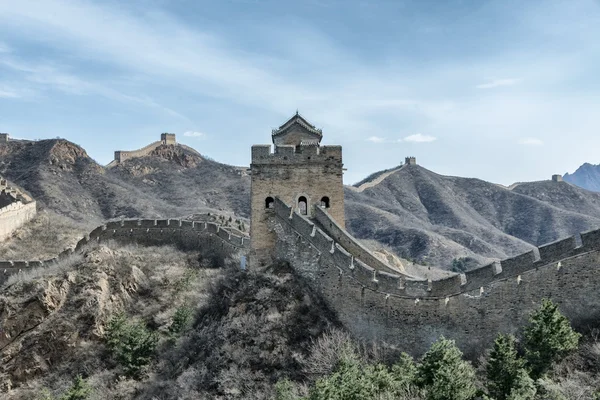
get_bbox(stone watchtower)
[250,112,345,265]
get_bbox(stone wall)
[0,176,37,242]
[250,144,344,264]
[0,202,37,242]
[272,198,600,357]
[313,205,398,275]
[0,218,249,284]
[112,134,178,165]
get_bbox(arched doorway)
[298,196,308,215]
[265,196,274,209]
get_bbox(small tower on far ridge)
[161,133,176,145]
[405,156,417,166]
[250,112,345,266]
[0,133,9,142]
[552,174,563,182]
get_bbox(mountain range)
[1,138,599,270]
[564,163,600,192]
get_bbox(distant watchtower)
[250,112,345,265]
[161,133,176,145]
[405,156,417,166]
[0,133,9,142]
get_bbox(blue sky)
[0,0,599,185]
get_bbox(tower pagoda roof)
[271,111,323,140]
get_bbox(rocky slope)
[0,243,339,399]
[345,164,600,268]
[564,162,600,192]
[0,139,250,223]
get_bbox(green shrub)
[506,368,536,400]
[417,337,477,400]
[524,299,580,379]
[168,306,193,337]
[38,376,92,400]
[308,356,374,400]
[275,378,298,400]
[105,313,159,378]
[390,352,418,389]
[60,375,92,400]
[487,334,526,400]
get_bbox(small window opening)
[298,196,308,215]
[265,197,274,209]
[320,196,330,208]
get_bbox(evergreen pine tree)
[417,337,477,400]
[487,334,525,400]
[524,299,580,378]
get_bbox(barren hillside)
[0,139,250,223]
[345,164,600,268]
[3,138,600,271]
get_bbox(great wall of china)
[0,218,249,285]
[271,196,600,357]
[0,176,37,242]
[3,118,600,357]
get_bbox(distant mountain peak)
[564,162,600,193]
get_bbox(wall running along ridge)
[272,197,600,357]
[110,133,178,166]
[0,218,249,285]
[0,177,37,242]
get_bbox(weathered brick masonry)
[250,113,345,266]
[273,197,600,358]
[0,218,249,284]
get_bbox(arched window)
[298,196,308,215]
[265,197,274,209]
[320,196,330,208]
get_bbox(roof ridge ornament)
[271,112,323,139]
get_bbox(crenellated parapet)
[0,218,249,285]
[271,197,600,357]
[251,144,342,165]
[273,197,600,299]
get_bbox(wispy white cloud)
[476,78,521,89]
[184,131,206,138]
[367,136,386,143]
[401,133,437,143]
[0,87,19,98]
[518,137,544,146]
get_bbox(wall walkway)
[0,218,249,285]
[272,197,600,357]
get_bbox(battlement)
[251,144,342,165]
[0,217,249,285]
[273,197,600,300]
[0,133,8,142]
[405,156,417,165]
[273,195,600,357]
